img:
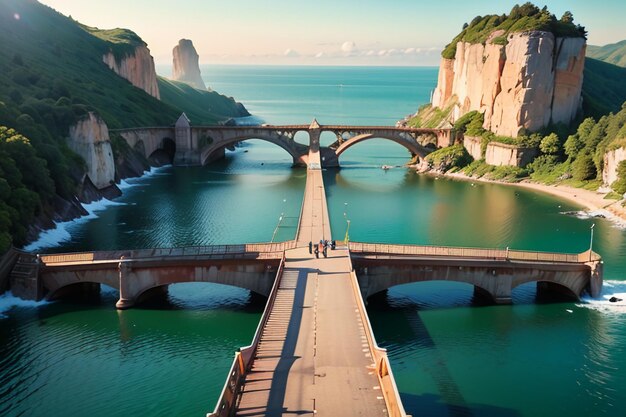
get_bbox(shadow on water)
[367,291,474,416]
[399,393,521,417]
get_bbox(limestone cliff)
[172,39,207,90]
[603,147,626,188]
[67,113,116,190]
[103,45,161,99]
[432,31,586,137]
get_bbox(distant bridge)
[112,116,455,167]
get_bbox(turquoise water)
[1,65,626,417]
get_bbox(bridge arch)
[333,133,430,161]
[200,133,308,166]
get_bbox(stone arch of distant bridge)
[355,264,588,304]
[332,133,431,161]
[199,130,309,166]
[118,128,176,161]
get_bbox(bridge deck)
[234,169,388,416]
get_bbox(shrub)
[539,133,561,154]
[572,153,597,181]
[425,144,473,172]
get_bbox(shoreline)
[440,171,626,227]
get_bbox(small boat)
[381,165,391,170]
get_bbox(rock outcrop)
[103,45,160,99]
[433,31,586,137]
[172,39,207,90]
[67,113,115,189]
[603,146,626,187]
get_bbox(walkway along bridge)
[111,116,455,167]
[4,142,604,417]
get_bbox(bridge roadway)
[223,156,401,415]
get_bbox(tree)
[572,153,596,181]
[539,133,560,155]
[564,134,584,160]
[560,11,574,24]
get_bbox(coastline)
[440,171,626,227]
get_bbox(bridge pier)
[116,258,134,310]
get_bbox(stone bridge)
[112,115,455,167]
[349,242,603,304]
[9,243,292,309]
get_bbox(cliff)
[433,31,585,137]
[172,39,207,90]
[67,113,116,190]
[603,146,626,188]
[103,44,160,99]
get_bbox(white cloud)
[377,49,387,56]
[404,48,415,55]
[341,41,358,54]
[314,52,325,58]
[284,48,300,58]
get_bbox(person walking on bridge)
[308,241,312,254]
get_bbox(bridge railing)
[39,242,297,265]
[207,252,287,417]
[348,242,596,264]
[348,270,409,417]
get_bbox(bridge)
[112,116,455,167]
[3,137,604,417]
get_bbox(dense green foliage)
[425,144,472,171]
[158,78,249,124]
[0,127,50,251]
[0,0,248,250]
[442,3,585,59]
[587,40,626,68]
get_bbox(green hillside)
[587,40,626,68]
[0,0,248,250]
[582,58,626,118]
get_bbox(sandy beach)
[443,171,626,226]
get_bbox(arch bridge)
[113,116,455,168]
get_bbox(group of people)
[308,239,336,258]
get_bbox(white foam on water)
[23,198,127,252]
[0,291,51,319]
[23,166,172,252]
[562,209,626,229]
[578,280,626,314]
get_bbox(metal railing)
[348,270,409,417]
[39,241,297,265]
[348,242,600,264]
[207,253,287,417]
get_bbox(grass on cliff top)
[442,3,586,59]
[81,25,145,61]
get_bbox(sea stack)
[172,39,207,90]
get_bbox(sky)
[40,0,626,66]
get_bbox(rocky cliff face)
[172,39,207,90]
[103,45,160,99]
[67,112,115,190]
[603,147,626,187]
[432,31,586,137]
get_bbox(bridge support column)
[116,257,134,310]
[586,260,603,298]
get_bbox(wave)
[24,166,172,252]
[561,209,626,229]
[0,291,51,319]
[578,280,626,314]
